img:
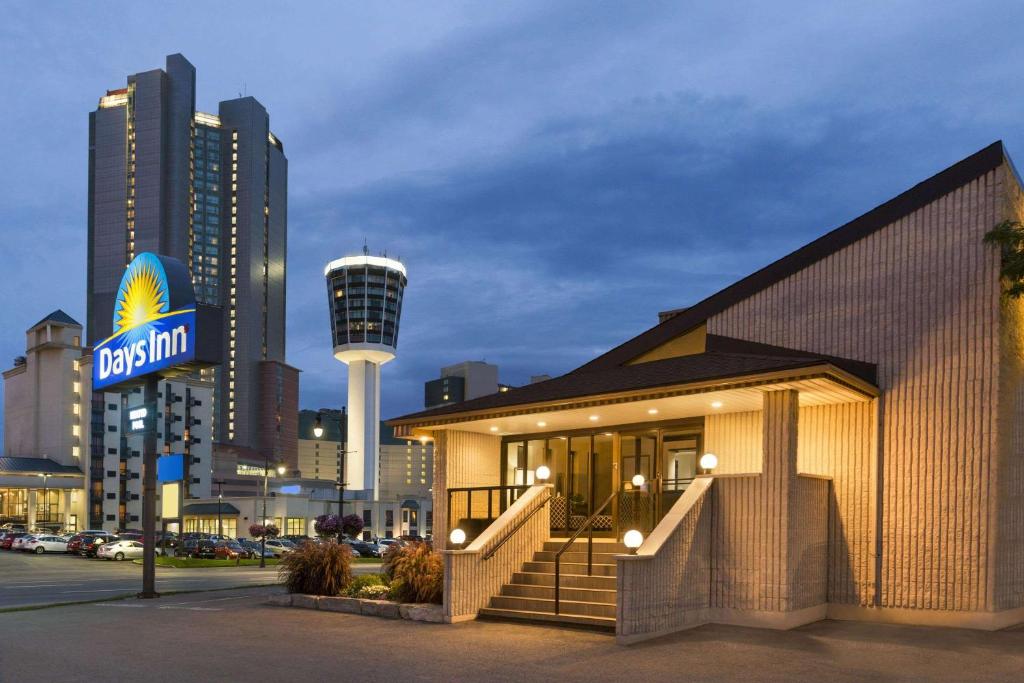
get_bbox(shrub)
[345,573,385,597]
[355,584,392,600]
[279,540,353,595]
[385,542,443,604]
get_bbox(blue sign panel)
[93,253,197,390]
[157,454,185,483]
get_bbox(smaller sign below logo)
[157,454,185,483]
[128,406,149,433]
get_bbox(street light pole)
[260,457,270,569]
[215,480,224,539]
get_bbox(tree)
[984,220,1024,298]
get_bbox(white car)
[24,535,69,554]
[97,540,145,561]
[263,539,296,557]
[11,535,35,551]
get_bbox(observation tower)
[325,250,408,500]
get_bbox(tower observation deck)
[325,253,408,500]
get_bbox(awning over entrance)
[182,502,240,515]
[0,457,83,477]
[400,499,420,510]
[390,336,878,437]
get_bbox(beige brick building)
[390,141,1024,642]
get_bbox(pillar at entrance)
[27,489,37,529]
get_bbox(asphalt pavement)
[0,587,1022,682]
[0,549,379,610]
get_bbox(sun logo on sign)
[113,255,169,339]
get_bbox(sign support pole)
[139,374,160,599]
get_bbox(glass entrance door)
[620,431,657,532]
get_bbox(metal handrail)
[553,490,616,615]
[447,485,530,533]
[481,491,550,561]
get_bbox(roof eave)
[390,362,878,433]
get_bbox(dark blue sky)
[2,1,1023,430]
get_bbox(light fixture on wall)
[536,421,547,428]
[588,415,599,421]
[623,529,644,554]
[449,527,467,547]
[489,426,499,432]
[535,465,551,482]
[710,401,723,409]
[631,473,645,488]
[647,408,659,415]
[699,453,718,473]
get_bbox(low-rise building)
[2,310,214,533]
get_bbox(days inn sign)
[93,253,220,390]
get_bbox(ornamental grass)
[279,539,353,595]
[383,542,443,604]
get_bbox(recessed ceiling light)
[489,426,499,432]
[537,421,547,427]
[711,401,723,409]
[647,408,659,415]
[588,415,599,421]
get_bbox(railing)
[482,496,549,561]
[447,485,530,538]
[554,490,617,615]
[657,477,695,519]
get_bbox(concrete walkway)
[0,586,1022,681]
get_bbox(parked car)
[11,534,37,551]
[98,540,145,561]
[343,538,381,558]
[154,538,180,556]
[23,535,69,554]
[177,539,217,559]
[213,540,250,560]
[263,539,296,557]
[66,534,88,554]
[0,532,18,549]
[238,539,275,558]
[80,533,119,557]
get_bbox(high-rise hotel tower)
[87,54,296,469]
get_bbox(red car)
[0,533,28,550]
[213,540,249,560]
[66,535,87,554]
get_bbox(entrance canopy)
[390,337,877,438]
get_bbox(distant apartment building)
[86,53,292,467]
[1,311,213,532]
[424,361,511,409]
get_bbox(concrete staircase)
[478,539,623,631]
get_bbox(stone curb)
[267,593,443,623]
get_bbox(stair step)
[478,607,616,632]
[544,540,628,554]
[501,583,617,604]
[511,571,617,590]
[532,550,622,564]
[523,561,617,577]
[489,595,616,618]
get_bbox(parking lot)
[0,547,379,610]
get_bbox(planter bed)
[267,593,444,623]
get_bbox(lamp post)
[38,473,50,528]
[260,459,286,568]
[214,480,225,539]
